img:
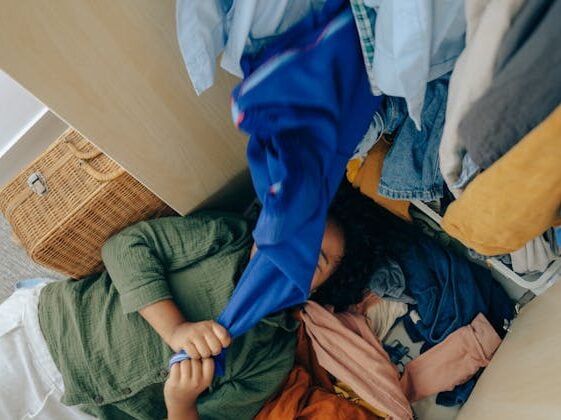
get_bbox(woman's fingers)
[190,358,202,384]
[169,362,181,383]
[179,358,192,381]
[205,333,223,356]
[201,357,215,386]
[193,338,212,359]
[211,323,231,348]
[184,342,200,360]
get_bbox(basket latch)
[27,172,48,195]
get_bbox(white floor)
[0,215,63,304]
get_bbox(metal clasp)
[27,172,48,195]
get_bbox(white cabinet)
[0,69,47,157]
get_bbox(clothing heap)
[174,0,559,415]
[346,0,561,269]
[177,0,561,263]
[254,233,514,418]
[178,0,561,276]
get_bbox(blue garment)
[226,0,379,331]
[383,340,412,369]
[365,0,465,129]
[436,373,480,407]
[452,154,481,191]
[378,77,449,201]
[367,257,416,304]
[467,249,512,267]
[398,237,514,345]
[15,278,57,289]
[170,0,381,374]
[176,0,322,94]
[397,236,514,405]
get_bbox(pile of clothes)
[346,0,561,270]
[178,0,561,272]
[174,0,560,415]
[255,229,514,418]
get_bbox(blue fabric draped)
[170,0,382,375]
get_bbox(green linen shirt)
[38,211,298,419]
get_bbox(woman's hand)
[169,321,231,358]
[164,358,215,420]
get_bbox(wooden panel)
[458,280,561,419]
[0,0,247,214]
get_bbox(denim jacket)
[378,76,449,201]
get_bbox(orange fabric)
[350,137,412,222]
[256,321,381,420]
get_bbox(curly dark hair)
[310,180,419,312]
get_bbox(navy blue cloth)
[170,0,381,374]
[436,373,479,407]
[396,236,514,405]
[398,237,514,346]
[377,76,449,201]
[224,0,380,363]
[225,0,382,334]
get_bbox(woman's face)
[310,219,345,293]
[249,218,345,293]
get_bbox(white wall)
[0,69,47,157]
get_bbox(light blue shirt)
[176,0,323,94]
[365,0,466,129]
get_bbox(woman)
[0,189,383,419]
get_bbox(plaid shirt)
[350,0,381,95]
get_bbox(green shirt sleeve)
[101,211,251,314]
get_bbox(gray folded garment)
[367,257,416,304]
[460,0,561,169]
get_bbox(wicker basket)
[0,129,174,278]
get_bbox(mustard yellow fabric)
[334,381,389,418]
[442,105,561,255]
[347,157,364,184]
[348,136,412,222]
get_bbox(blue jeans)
[15,278,58,289]
[378,76,449,201]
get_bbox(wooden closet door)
[458,279,561,418]
[0,0,248,214]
